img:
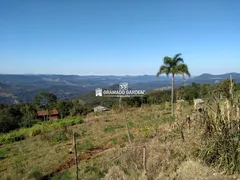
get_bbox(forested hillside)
[0,73,240,104]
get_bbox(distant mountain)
[192,72,240,81]
[0,73,239,104]
[190,73,240,86]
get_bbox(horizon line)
[0,72,238,76]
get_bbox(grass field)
[0,103,239,180]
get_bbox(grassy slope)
[0,104,239,180]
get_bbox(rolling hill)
[0,73,239,104]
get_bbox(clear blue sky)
[0,0,239,75]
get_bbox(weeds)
[84,165,106,179]
[0,147,9,160]
[198,78,240,174]
[27,166,43,180]
[51,170,71,180]
[123,133,134,142]
[111,138,118,145]
[104,124,125,133]
[52,133,69,143]
[78,139,95,152]
[140,127,153,137]
[10,154,26,179]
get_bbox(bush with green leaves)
[0,106,22,133]
[0,147,10,160]
[0,117,84,145]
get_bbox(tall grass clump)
[0,117,83,145]
[104,124,125,133]
[27,167,43,180]
[199,78,240,174]
[51,170,72,180]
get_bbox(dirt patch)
[41,145,110,180]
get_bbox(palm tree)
[156,53,190,116]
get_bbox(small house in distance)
[36,109,59,120]
[93,106,110,112]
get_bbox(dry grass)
[194,83,240,174]
[175,160,238,180]
[0,102,239,180]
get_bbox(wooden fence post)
[142,146,148,179]
[143,146,146,172]
[73,132,79,180]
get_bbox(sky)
[0,0,239,76]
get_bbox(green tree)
[156,53,190,116]
[178,84,199,104]
[145,90,171,104]
[34,92,57,120]
[70,102,91,117]
[122,96,147,107]
[56,100,73,119]
[20,103,35,127]
[0,106,22,133]
[34,92,57,109]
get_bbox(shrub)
[111,138,118,145]
[123,133,134,142]
[29,126,42,137]
[52,132,69,143]
[0,131,25,144]
[75,117,84,124]
[51,170,71,180]
[0,117,84,145]
[28,167,43,180]
[78,140,94,152]
[0,147,9,160]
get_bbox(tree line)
[0,92,92,133]
[1,78,239,133]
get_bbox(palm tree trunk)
[171,75,174,117]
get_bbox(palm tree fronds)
[176,64,191,79]
[172,53,182,60]
[163,56,172,66]
[175,57,184,65]
[173,53,184,65]
[156,65,170,77]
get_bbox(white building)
[93,105,110,112]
